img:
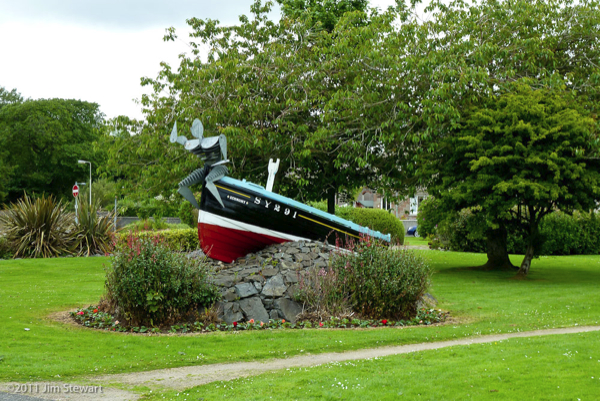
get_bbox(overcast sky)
[0,0,398,119]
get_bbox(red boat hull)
[198,222,289,263]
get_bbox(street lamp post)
[78,160,92,208]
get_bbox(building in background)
[354,187,428,219]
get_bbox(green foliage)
[177,200,198,228]
[277,0,369,32]
[346,208,404,245]
[296,263,351,317]
[539,212,600,255]
[424,86,600,273]
[308,201,404,244]
[104,234,219,327]
[116,228,199,252]
[0,193,78,258]
[0,98,105,203]
[0,86,23,111]
[0,236,14,259]
[117,197,179,219]
[330,236,432,319]
[415,198,441,239]
[124,218,170,231]
[74,198,115,256]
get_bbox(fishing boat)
[170,118,390,263]
[198,176,391,263]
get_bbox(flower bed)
[70,306,447,334]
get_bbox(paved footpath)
[2,325,599,400]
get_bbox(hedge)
[426,209,600,256]
[307,201,404,245]
[116,228,199,252]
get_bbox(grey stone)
[301,247,310,253]
[274,298,303,323]
[239,267,260,276]
[214,275,235,287]
[239,296,270,323]
[318,252,330,259]
[281,260,303,270]
[269,309,279,320]
[246,275,265,284]
[254,281,263,291]
[286,247,300,254]
[284,270,299,284]
[294,253,305,262]
[262,267,279,277]
[222,302,244,324]
[222,289,238,302]
[235,282,259,298]
[314,260,328,268]
[262,274,287,297]
[286,284,300,299]
[302,260,313,267]
[308,252,319,260]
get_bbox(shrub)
[178,201,198,228]
[0,236,14,259]
[75,198,115,256]
[347,208,404,245]
[538,211,600,255]
[0,193,78,258]
[117,197,179,219]
[295,264,351,317]
[104,234,220,326]
[416,197,443,239]
[116,228,199,252]
[331,236,431,319]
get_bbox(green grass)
[403,236,429,247]
[146,331,600,400]
[0,252,599,382]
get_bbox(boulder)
[262,274,287,297]
[239,296,270,323]
[274,298,303,323]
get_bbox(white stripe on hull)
[199,210,308,243]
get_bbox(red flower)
[281,319,286,323]
[319,322,323,327]
[382,319,388,325]
[233,322,237,327]
[93,309,98,313]
[77,311,84,315]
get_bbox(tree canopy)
[424,86,600,274]
[0,98,105,203]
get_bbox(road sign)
[73,185,79,197]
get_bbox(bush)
[178,201,198,228]
[0,236,14,259]
[75,198,115,256]
[0,193,78,258]
[306,202,403,244]
[347,208,405,245]
[297,236,432,319]
[104,234,220,326]
[416,197,442,239]
[116,228,199,252]
[538,211,600,255]
[117,197,180,219]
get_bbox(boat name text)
[253,197,297,218]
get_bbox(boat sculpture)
[171,119,391,263]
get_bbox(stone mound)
[201,240,336,324]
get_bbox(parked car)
[407,225,419,237]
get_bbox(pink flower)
[249,319,255,324]
[77,311,84,315]
[260,321,264,327]
[419,320,423,324]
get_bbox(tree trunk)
[327,190,336,215]
[518,243,535,276]
[481,225,516,270]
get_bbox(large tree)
[424,86,600,275]
[105,1,418,213]
[0,98,105,203]
[408,0,600,269]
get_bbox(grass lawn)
[403,236,429,247]
[146,330,600,400]
[0,252,599,383]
